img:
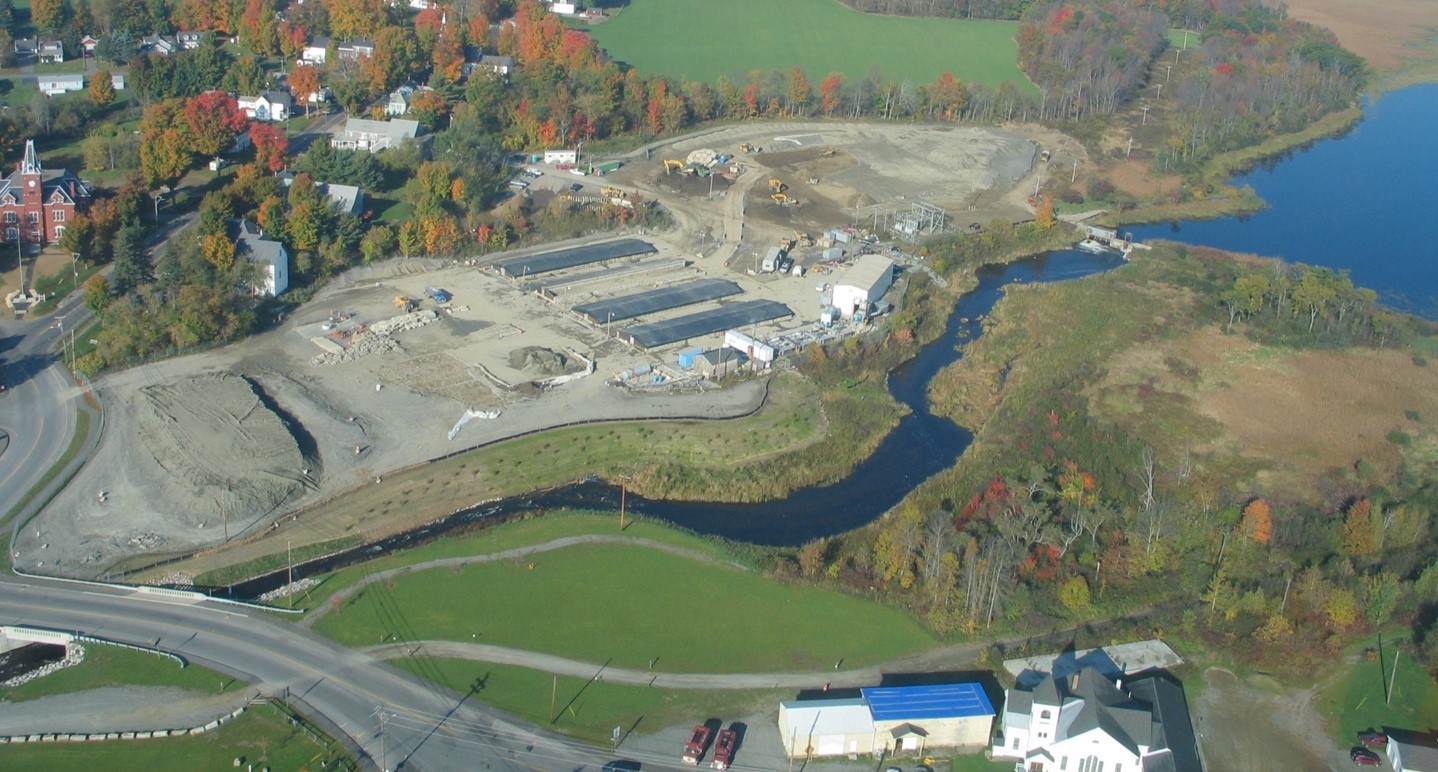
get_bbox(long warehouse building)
[492,238,656,278]
[573,278,742,324]
[620,300,792,350]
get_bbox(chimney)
[1071,672,1081,691]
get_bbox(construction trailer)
[543,149,578,164]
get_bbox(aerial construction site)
[16,120,1067,581]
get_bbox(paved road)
[0,574,625,771]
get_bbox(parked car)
[1352,747,1382,766]
[1360,731,1389,749]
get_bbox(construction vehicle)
[794,231,814,247]
[771,193,796,206]
[739,142,757,153]
[820,147,836,157]
[681,724,713,765]
[393,295,418,312]
[663,159,685,174]
[424,286,452,304]
[600,186,625,199]
[768,178,786,193]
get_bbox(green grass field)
[316,540,934,673]
[393,658,785,744]
[1323,638,1438,747]
[0,644,240,703]
[590,0,1029,89]
[0,706,344,771]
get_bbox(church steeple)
[20,140,40,175]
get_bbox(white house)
[331,118,421,153]
[176,30,205,50]
[778,683,995,760]
[385,86,413,117]
[231,219,289,296]
[993,667,1202,772]
[37,72,125,96]
[832,254,894,318]
[300,39,328,65]
[1389,732,1438,772]
[237,91,293,122]
[300,36,375,66]
[548,1,577,14]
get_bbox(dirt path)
[299,534,752,629]
[1193,667,1346,771]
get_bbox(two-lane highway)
[0,575,605,771]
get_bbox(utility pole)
[287,540,293,608]
[1126,136,1134,158]
[1155,83,1163,99]
[1388,647,1401,704]
[376,705,387,772]
[619,478,626,530]
[1071,160,1078,183]
[1140,106,1150,126]
[16,237,24,294]
[550,675,557,722]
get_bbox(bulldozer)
[662,159,685,174]
[600,186,625,199]
[739,142,758,153]
[771,193,796,206]
[768,178,786,193]
[393,295,418,312]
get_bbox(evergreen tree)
[109,225,151,295]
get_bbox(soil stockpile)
[134,374,310,527]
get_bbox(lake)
[1129,83,1438,319]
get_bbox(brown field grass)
[1280,0,1438,73]
[1093,326,1438,497]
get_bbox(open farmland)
[590,0,1031,89]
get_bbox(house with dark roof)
[1388,730,1438,772]
[138,34,178,56]
[0,141,93,246]
[777,682,995,759]
[229,219,289,296]
[176,30,205,49]
[37,38,64,63]
[993,667,1202,772]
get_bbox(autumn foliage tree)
[249,122,289,173]
[1240,498,1273,545]
[183,91,248,158]
[88,71,117,108]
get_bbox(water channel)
[231,85,1435,598]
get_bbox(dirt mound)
[133,374,310,527]
[507,346,582,376]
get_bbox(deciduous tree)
[1240,498,1273,545]
[140,128,193,189]
[87,71,116,107]
[249,122,288,173]
[183,91,249,157]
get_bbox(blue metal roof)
[860,683,995,721]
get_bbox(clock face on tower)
[27,180,34,188]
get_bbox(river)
[232,86,1432,597]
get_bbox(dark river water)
[229,86,1433,598]
[1128,83,1438,319]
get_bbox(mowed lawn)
[318,542,934,672]
[590,0,1029,89]
[1324,639,1438,747]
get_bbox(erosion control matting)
[492,238,657,278]
[573,278,742,324]
[620,300,793,350]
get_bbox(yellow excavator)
[768,178,786,193]
[663,159,685,174]
[771,193,796,206]
[394,295,418,312]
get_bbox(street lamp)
[606,311,613,338]
[70,252,80,290]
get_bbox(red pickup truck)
[681,724,713,765]
[711,728,738,769]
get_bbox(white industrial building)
[544,149,578,165]
[832,254,894,318]
[778,683,995,760]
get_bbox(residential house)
[229,218,290,296]
[548,1,576,14]
[138,34,178,56]
[38,72,126,97]
[237,91,293,122]
[176,30,205,50]
[480,55,514,78]
[300,37,375,66]
[80,35,100,55]
[1388,731,1438,772]
[992,667,1202,772]
[277,173,364,216]
[384,86,412,117]
[331,118,421,153]
[460,46,486,79]
[581,8,605,20]
[778,683,995,759]
[12,37,36,58]
[0,141,93,246]
[37,38,64,63]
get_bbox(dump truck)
[424,286,452,304]
[711,728,738,770]
[681,724,713,765]
[393,295,417,312]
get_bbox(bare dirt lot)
[20,121,1054,579]
[1193,667,1343,771]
